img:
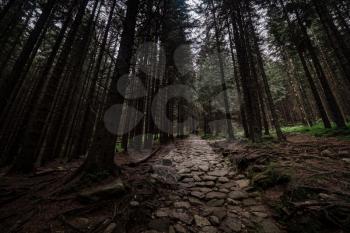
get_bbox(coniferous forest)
[0,0,350,232]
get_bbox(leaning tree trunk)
[0,0,56,114]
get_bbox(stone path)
[144,136,284,233]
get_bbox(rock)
[202,176,217,181]
[342,158,350,163]
[162,159,173,166]
[170,210,193,225]
[183,178,194,183]
[148,218,171,232]
[209,216,220,225]
[235,179,250,189]
[228,190,248,200]
[321,149,333,156]
[78,179,125,202]
[155,208,170,218]
[211,208,227,220]
[104,223,117,233]
[207,199,225,207]
[191,191,205,199]
[204,181,215,187]
[218,177,229,183]
[250,205,267,212]
[260,219,281,233]
[253,212,269,218]
[174,202,191,209]
[193,175,202,182]
[208,170,228,177]
[174,224,187,233]
[226,198,240,205]
[206,192,227,200]
[219,188,230,193]
[220,217,242,232]
[130,201,139,207]
[235,174,245,179]
[199,165,210,172]
[169,226,176,233]
[202,226,218,233]
[189,197,203,206]
[194,215,211,227]
[192,187,212,193]
[221,181,237,189]
[243,198,257,206]
[179,168,191,174]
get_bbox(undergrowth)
[282,122,350,140]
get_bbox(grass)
[282,122,350,140]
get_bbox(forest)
[0,0,350,232]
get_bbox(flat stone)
[171,210,193,225]
[211,208,227,220]
[219,188,229,193]
[235,175,245,179]
[243,198,257,206]
[202,176,217,181]
[183,178,194,183]
[192,187,212,193]
[155,208,170,218]
[227,198,240,205]
[209,216,220,225]
[191,191,205,199]
[194,215,211,227]
[104,223,117,233]
[342,158,350,163]
[199,165,210,172]
[206,192,227,200]
[220,217,242,232]
[253,212,269,218]
[174,224,187,233]
[321,149,333,156]
[189,197,204,206]
[260,219,281,233]
[179,168,191,174]
[169,226,176,233]
[250,205,267,212]
[193,175,202,182]
[130,201,139,207]
[174,202,191,209]
[221,182,237,189]
[228,190,248,200]
[204,181,216,187]
[202,226,218,233]
[208,170,228,177]
[207,199,225,207]
[218,177,230,183]
[235,179,250,189]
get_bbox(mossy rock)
[251,166,291,189]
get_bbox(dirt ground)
[0,134,349,233]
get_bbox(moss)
[282,122,350,140]
[251,164,291,190]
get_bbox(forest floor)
[1,135,350,233]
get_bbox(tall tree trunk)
[0,0,56,114]
[81,0,140,175]
[210,0,234,140]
